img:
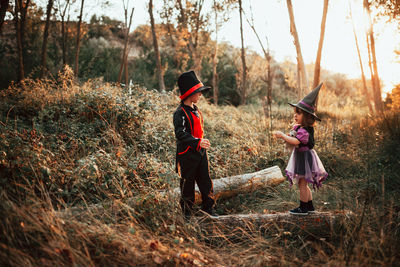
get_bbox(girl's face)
[190,92,202,103]
[293,107,304,125]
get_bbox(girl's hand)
[200,138,211,149]
[272,131,284,139]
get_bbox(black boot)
[289,201,309,215]
[201,207,219,218]
[307,200,315,213]
[181,202,194,221]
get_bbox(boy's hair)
[295,107,316,126]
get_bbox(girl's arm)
[273,131,300,146]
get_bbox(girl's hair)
[295,107,316,126]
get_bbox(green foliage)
[78,39,122,81]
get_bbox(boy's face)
[189,92,202,103]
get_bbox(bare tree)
[124,51,129,85]
[0,0,9,34]
[212,3,219,105]
[312,0,328,89]
[364,0,383,112]
[244,4,274,145]
[40,0,54,78]
[149,0,166,92]
[176,0,206,77]
[238,0,247,105]
[14,0,31,81]
[244,6,273,117]
[57,0,71,67]
[211,0,223,105]
[160,0,176,48]
[349,0,373,114]
[74,0,84,77]
[286,0,308,96]
[117,1,134,84]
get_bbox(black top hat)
[289,83,323,121]
[178,71,211,100]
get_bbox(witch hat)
[289,83,323,121]
[178,71,211,100]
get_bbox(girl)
[273,84,328,215]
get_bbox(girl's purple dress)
[285,125,328,189]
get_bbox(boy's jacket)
[173,103,206,172]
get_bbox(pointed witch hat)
[289,83,323,121]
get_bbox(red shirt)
[190,111,203,139]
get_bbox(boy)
[173,71,217,219]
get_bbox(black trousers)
[179,152,214,215]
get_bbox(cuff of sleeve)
[295,136,304,144]
[196,139,202,151]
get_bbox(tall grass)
[0,71,399,266]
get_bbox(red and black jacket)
[173,103,205,171]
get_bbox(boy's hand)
[272,131,284,139]
[200,139,211,149]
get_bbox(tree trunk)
[74,0,84,77]
[0,0,9,34]
[118,7,134,84]
[173,165,284,204]
[61,16,66,66]
[238,0,247,105]
[166,23,175,48]
[212,2,219,105]
[312,0,328,89]
[364,0,383,113]
[201,211,354,238]
[20,0,29,43]
[60,0,70,67]
[192,0,204,76]
[212,44,218,105]
[177,0,201,77]
[40,0,54,78]
[286,0,308,96]
[14,0,28,81]
[245,11,273,117]
[349,1,373,114]
[149,0,166,92]
[124,51,129,86]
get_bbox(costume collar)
[181,103,198,112]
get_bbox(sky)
[63,0,400,96]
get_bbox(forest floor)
[1,74,399,266]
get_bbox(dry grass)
[0,71,399,266]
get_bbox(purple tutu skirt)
[285,149,328,189]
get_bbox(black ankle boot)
[201,208,219,218]
[307,200,315,213]
[289,201,309,215]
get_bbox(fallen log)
[200,211,354,238]
[173,165,285,203]
[58,166,284,218]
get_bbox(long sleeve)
[173,110,201,151]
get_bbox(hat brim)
[289,102,321,121]
[186,86,211,98]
